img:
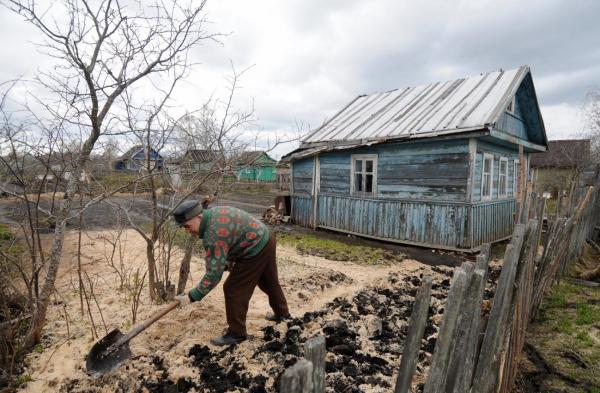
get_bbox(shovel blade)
[85,328,132,376]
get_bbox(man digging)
[172,200,291,346]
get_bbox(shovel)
[85,300,180,375]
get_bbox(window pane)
[355,174,363,192]
[500,161,507,174]
[484,157,491,173]
[483,173,490,196]
[355,159,363,173]
[366,174,373,193]
[366,160,373,173]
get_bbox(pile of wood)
[262,206,285,224]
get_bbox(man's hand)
[175,294,191,307]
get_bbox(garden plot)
[16,226,500,393]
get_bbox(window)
[499,157,508,197]
[513,159,520,197]
[506,96,515,114]
[351,154,377,195]
[481,153,493,199]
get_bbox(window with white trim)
[514,159,520,197]
[351,154,377,195]
[481,153,493,199]
[499,157,508,197]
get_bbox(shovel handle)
[115,300,180,347]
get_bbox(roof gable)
[184,149,219,162]
[234,151,276,166]
[119,145,163,160]
[301,66,546,147]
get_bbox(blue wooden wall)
[318,139,470,202]
[292,157,313,194]
[291,137,521,250]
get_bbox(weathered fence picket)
[422,268,468,393]
[471,224,525,393]
[280,359,314,393]
[303,336,326,393]
[394,276,433,393]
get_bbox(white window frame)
[481,153,493,200]
[513,159,520,197]
[498,157,508,197]
[351,154,377,195]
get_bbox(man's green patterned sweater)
[188,206,270,302]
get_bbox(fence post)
[280,359,314,393]
[423,268,468,393]
[394,276,433,393]
[304,336,326,393]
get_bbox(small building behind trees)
[234,151,277,182]
[530,139,591,198]
[181,149,219,172]
[114,145,164,171]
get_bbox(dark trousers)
[223,233,289,336]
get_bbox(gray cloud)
[1,0,598,158]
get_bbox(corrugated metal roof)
[302,66,529,144]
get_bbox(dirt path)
[18,229,450,392]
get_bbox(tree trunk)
[146,240,158,301]
[177,237,195,294]
[23,174,76,348]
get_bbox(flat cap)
[172,200,203,226]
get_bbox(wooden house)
[283,66,548,251]
[234,151,277,182]
[114,145,164,171]
[181,149,219,172]
[530,139,591,198]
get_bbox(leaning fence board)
[470,224,525,393]
[499,219,539,392]
[452,267,487,393]
[280,359,314,393]
[304,336,326,393]
[394,276,433,393]
[447,265,486,393]
[423,268,468,393]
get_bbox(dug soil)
[15,227,500,393]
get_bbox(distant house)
[530,139,591,198]
[283,65,548,251]
[234,151,277,182]
[114,145,164,171]
[181,149,219,172]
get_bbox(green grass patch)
[525,281,600,391]
[0,223,13,241]
[576,304,599,325]
[556,316,574,334]
[15,374,32,387]
[277,232,404,265]
[575,331,594,347]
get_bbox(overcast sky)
[1,0,599,158]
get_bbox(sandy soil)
[17,228,456,393]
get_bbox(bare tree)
[584,88,600,163]
[0,0,215,348]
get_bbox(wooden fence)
[280,179,600,393]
